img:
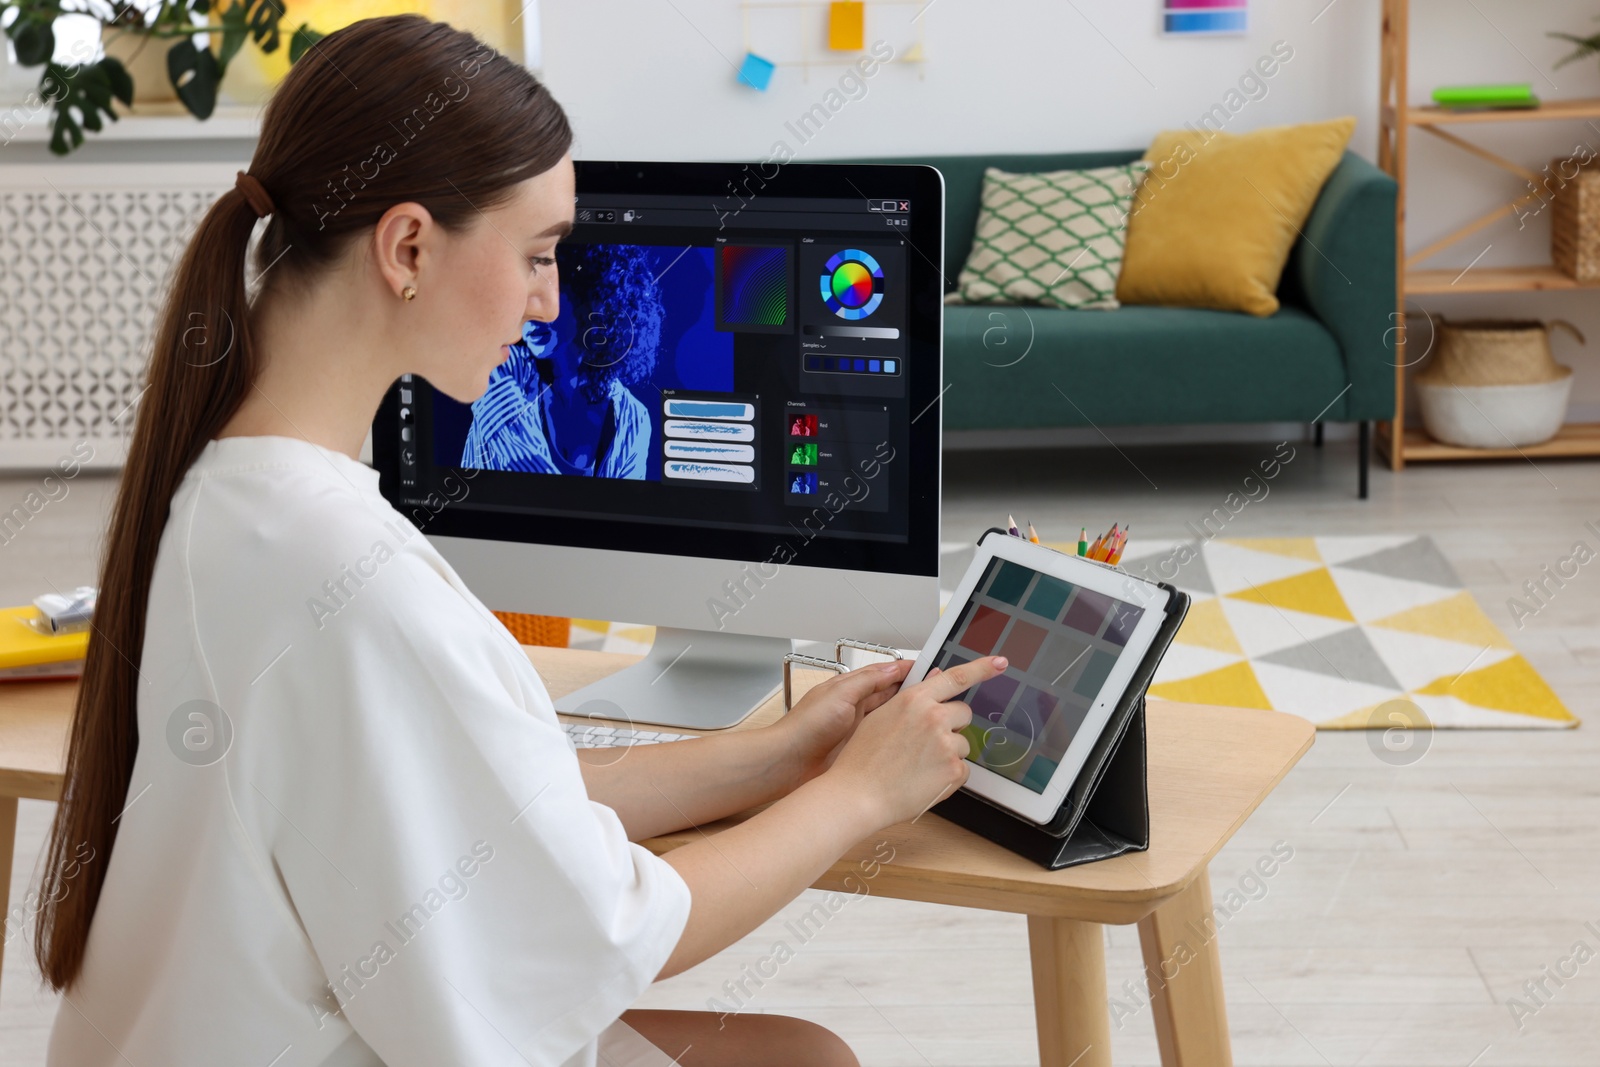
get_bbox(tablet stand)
[932,695,1150,871]
[930,530,1188,871]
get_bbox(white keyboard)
[560,721,697,749]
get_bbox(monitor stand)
[554,627,791,730]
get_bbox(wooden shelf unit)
[1406,264,1600,294]
[1406,96,1600,126]
[1377,0,1600,466]
[1379,421,1600,461]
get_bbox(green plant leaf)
[44,58,126,157]
[100,56,134,107]
[217,1,249,71]
[167,37,222,120]
[247,0,284,54]
[288,22,323,64]
[1548,31,1600,70]
[49,122,79,156]
[12,17,56,66]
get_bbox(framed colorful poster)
[1163,0,1248,36]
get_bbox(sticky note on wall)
[828,1,866,51]
[739,51,776,90]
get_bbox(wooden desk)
[0,646,1312,1066]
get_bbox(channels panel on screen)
[937,559,1145,793]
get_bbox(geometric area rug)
[1100,536,1578,730]
[570,535,1578,731]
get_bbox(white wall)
[542,0,1600,421]
[5,2,1597,427]
[543,1,1382,162]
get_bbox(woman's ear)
[372,201,435,299]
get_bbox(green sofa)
[826,150,1398,498]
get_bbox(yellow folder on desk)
[0,606,88,679]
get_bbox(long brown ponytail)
[34,13,572,990]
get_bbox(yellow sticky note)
[828,1,865,51]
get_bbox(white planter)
[1414,370,1573,449]
[101,27,180,110]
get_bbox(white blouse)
[48,435,690,1067]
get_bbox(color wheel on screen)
[820,249,884,320]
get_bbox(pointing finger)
[922,656,1007,703]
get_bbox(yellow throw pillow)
[1116,117,1357,317]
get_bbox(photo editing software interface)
[936,559,1146,794]
[387,179,928,570]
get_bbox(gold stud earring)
[402,285,417,301]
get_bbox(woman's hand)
[773,659,914,788]
[656,655,1004,981]
[824,655,1008,830]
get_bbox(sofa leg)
[1358,420,1370,500]
[1313,421,1324,448]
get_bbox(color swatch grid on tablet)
[936,559,1145,794]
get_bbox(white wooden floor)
[3,435,1596,1065]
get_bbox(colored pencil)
[1109,527,1130,565]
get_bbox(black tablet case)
[931,530,1191,870]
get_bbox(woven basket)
[1552,157,1600,282]
[1414,317,1582,448]
[1414,318,1580,387]
[492,611,571,648]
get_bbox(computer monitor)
[372,161,945,729]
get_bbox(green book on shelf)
[1432,84,1538,108]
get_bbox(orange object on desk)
[492,612,571,648]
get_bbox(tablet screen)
[935,557,1147,794]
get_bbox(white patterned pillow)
[950,162,1150,310]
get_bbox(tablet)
[908,532,1172,825]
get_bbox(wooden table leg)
[1137,867,1232,1067]
[0,795,18,1003]
[1027,914,1111,1067]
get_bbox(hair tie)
[235,170,275,219]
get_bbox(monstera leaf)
[1,0,317,154]
[46,57,135,155]
[166,37,222,118]
[170,0,285,120]
[289,22,324,63]
[9,13,55,66]
[216,0,285,70]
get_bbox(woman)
[462,244,660,479]
[33,15,1000,1067]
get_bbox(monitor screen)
[374,161,944,579]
